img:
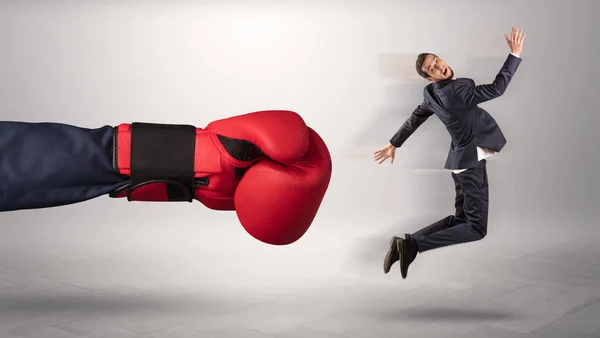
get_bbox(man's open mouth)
[443,68,448,76]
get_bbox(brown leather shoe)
[398,237,418,279]
[383,236,400,274]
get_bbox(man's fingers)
[513,27,525,44]
[507,27,526,49]
[375,152,392,164]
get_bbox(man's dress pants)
[0,121,127,212]
[408,159,489,252]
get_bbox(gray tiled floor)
[1,202,599,338]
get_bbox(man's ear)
[426,77,436,83]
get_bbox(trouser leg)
[412,160,489,253]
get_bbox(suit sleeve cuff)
[510,52,520,58]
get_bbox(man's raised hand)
[505,26,526,55]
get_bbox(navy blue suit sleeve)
[389,103,434,148]
[453,53,522,106]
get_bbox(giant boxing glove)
[109,110,332,245]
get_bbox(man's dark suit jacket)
[389,53,522,170]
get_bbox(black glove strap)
[130,122,197,202]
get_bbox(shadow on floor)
[375,307,515,322]
[0,290,223,315]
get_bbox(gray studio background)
[0,1,599,338]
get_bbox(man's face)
[422,54,453,82]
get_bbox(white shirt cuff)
[510,52,520,58]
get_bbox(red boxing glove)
[110,110,332,245]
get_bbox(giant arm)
[0,110,332,246]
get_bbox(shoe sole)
[398,239,407,279]
[383,236,399,274]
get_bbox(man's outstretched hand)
[374,144,396,164]
[505,26,526,55]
